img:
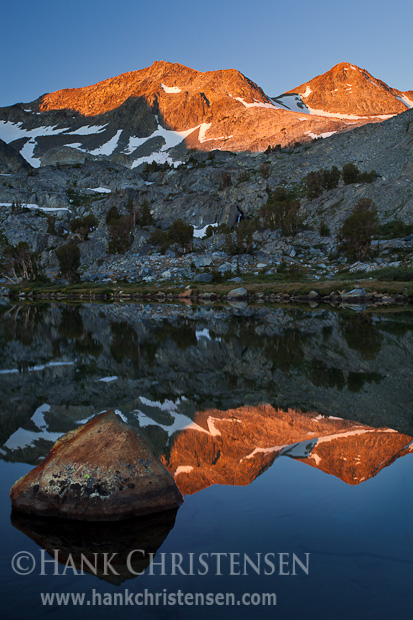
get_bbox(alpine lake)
[0,300,412,620]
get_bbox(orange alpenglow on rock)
[10,410,183,521]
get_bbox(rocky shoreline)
[2,278,412,307]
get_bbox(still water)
[0,302,412,619]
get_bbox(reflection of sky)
[1,453,412,619]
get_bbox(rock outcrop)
[0,138,30,174]
[10,410,183,520]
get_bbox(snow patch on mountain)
[0,120,69,143]
[198,123,212,142]
[87,187,111,193]
[124,135,155,155]
[233,96,277,110]
[193,223,218,238]
[0,202,70,213]
[271,94,310,114]
[128,123,198,167]
[396,94,413,109]
[89,129,123,156]
[161,84,182,93]
[68,124,108,135]
[305,106,395,121]
[20,139,41,168]
[305,131,337,140]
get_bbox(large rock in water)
[10,411,183,521]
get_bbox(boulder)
[10,411,183,521]
[193,256,212,268]
[227,287,248,300]
[193,272,213,283]
[343,287,366,299]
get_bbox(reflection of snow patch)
[316,428,397,445]
[97,376,118,383]
[0,360,75,374]
[135,410,193,438]
[245,444,287,460]
[4,403,62,451]
[114,409,128,423]
[139,396,181,412]
[196,328,211,341]
[31,403,51,430]
[174,465,194,476]
[281,438,318,458]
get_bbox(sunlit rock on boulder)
[10,410,183,521]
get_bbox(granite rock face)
[10,410,183,520]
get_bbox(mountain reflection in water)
[9,404,412,586]
[1,303,412,618]
[158,405,413,493]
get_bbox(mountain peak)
[285,62,410,116]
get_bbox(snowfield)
[233,96,277,110]
[0,202,70,212]
[0,120,69,143]
[67,124,108,135]
[161,84,182,93]
[20,139,41,168]
[193,223,218,238]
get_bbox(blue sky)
[1,0,412,107]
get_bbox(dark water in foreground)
[0,302,412,619]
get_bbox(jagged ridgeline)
[0,60,412,169]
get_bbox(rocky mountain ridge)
[0,60,412,284]
[0,104,412,284]
[278,61,413,117]
[0,61,411,170]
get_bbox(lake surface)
[0,301,412,619]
